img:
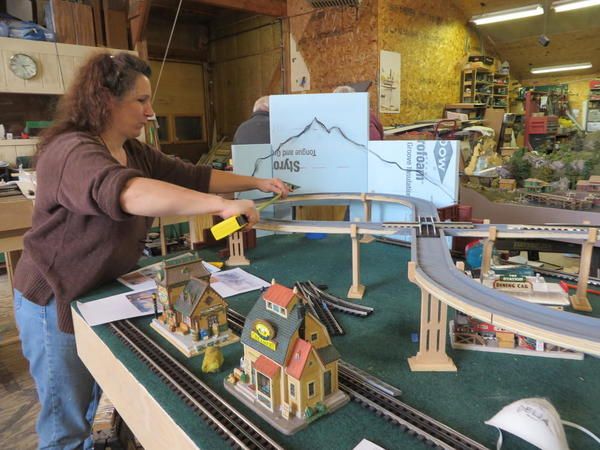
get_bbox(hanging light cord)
[152,0,183,105]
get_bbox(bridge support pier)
[347,224,365,299]
[226,231,250,266]
[570,227,597,312]
[360,194,375,244]
[407,262,456,372]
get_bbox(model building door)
[323,370,332,396]
[208,315,218,335]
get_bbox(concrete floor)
[0,273,39,450]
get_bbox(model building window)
[266,302,287,318]
[257,372,271,396]
[310,332,318,341]
[289,383,296,399]
[308,381,315,398]
[173,115,203,142]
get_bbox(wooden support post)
[5,250,22,291]
[570,227,597,312]
[480,225,496,281]
[407,262,456,372]
[359,193,374,244]
[226,231,250,266]
[347,224,365,299]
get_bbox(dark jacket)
[233,111,270,144]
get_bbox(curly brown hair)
[37,52,151,154]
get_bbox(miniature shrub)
[304,406,314,418]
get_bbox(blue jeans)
[13,289,101,450]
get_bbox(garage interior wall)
[209,15,283,140]
[287,0,379,110]
[378,0,483,125]
[149,60,208,162]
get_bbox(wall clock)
[9,53,38,80]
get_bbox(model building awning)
[263,284,295,308]
[285,339,312,379]
[255,355,280,378]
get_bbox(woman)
[12,52,288,450]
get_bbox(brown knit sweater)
[14,131,212,333]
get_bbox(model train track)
[533,267,600,287]
[294,282,345,336]
[339,368,488,450]
[109,320,283,450]
[227,310,488,450]
[298,281,374,317]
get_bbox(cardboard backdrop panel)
[233,94,459,226]
[269,93,369,193]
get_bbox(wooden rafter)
[187,0,286,17]
[129,0,152,45]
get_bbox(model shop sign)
[251,319,277,351]
[493,277,533,292]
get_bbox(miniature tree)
[507,148,531,187]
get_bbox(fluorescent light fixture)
[530,62,592,74]
[552,0,600,12]
[471,4,544,25]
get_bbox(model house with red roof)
[224,281,348,435]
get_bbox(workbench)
[73,234,600,450]
[0,194,33,288]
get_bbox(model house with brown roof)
[224,281,348,435]
[151,254,238,357]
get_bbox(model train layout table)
[73,234,600,450]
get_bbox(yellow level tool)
[211,193,282,240]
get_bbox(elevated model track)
[252,193,600,357]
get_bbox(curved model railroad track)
[227,310,488,450]
[297,281,374,317]
[109,320,283,450]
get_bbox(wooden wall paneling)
[73,2,96,46]
[88,0,106,46]
[210,16,283,138]
[103,0,130,49]
[50,0,77,44]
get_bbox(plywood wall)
[378,0,475,125]
[287,0,379,109]
[209,15,283,139]
[519,73,600,128]
[149,60,207,161]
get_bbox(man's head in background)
[253,95,270,113]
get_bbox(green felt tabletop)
[75,234,600,450]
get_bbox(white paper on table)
[77,287,160,326]
[353,439,386,450]
[209,268,270,298]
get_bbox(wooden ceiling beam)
[186,0,286,17]
[129,0,152,45]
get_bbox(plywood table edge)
[72,311,199,450]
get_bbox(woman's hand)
[255,178,290,198]
[220,199,259,227]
